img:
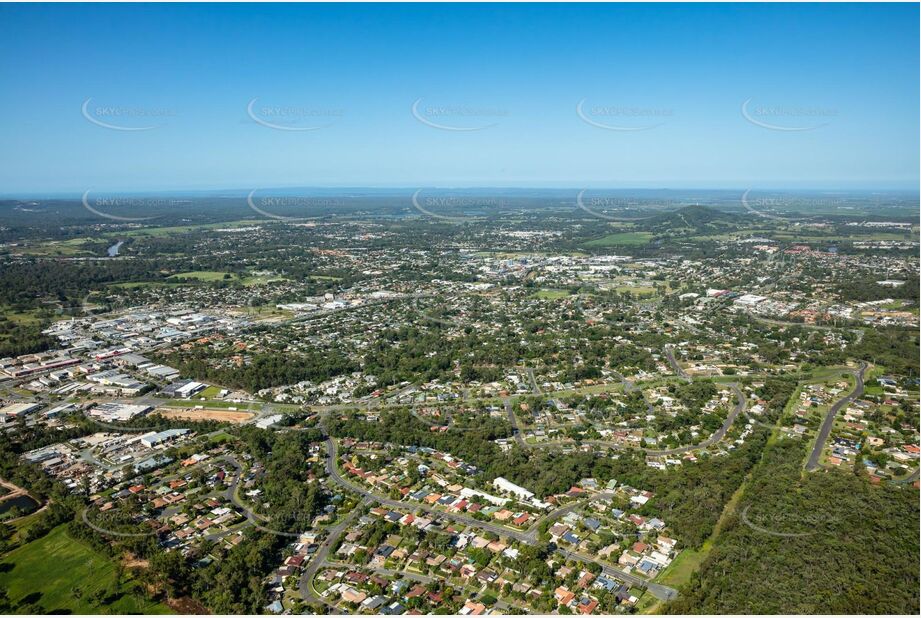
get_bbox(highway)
[804,362,868,472]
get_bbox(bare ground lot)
[157,407,254,424]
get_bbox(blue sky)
[0,3,918,194]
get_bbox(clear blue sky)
[0,3,917,194]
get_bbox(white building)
[493,476,535,501]
[734,294,767,307]
[88,403,152,422]
[255,414,284,429]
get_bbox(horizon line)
[3,185,920,200]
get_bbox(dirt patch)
[157,407,254,424]
[122,552,150,569]
[167,596,211,614]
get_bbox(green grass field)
[108,281,167,289]
[0,525,171,614]
[584,231,654,247]
[0,306,47,326]
[168,270,234,282]
[13,237,106,257]
[614,285,657,295]
[120,218,260,238]
[113,270,287,289]
[241,274,288,286]
[532,289,571,300]
[198,385,223,398]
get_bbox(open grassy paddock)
[0,524,170,614]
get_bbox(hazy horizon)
[4,184,920,201]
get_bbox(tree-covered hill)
[664,438,920,614]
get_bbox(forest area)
[664,438,920,614]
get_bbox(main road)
[804,362,868,472]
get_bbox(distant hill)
[640,205,742,233]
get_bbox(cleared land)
[158,407,255,423]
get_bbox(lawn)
[108,280,170,289]
[0,306,46,325]
[206,431,234,444]
[614,285,658,295]
[198,385,223,398]
[121,219,260,238]
[168,270,235,282]
[532,289,571,300]
[655,546,707,589]
[583,231,654,247]
[13,237,103,257]
[0,525,171,614]
[241,274,289,286]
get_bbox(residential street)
[805,362,868,472]
[319,434,679,601]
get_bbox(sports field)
[583,231,654,247]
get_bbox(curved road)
[298,496,372,613]
[610,370,656,415]
[515,382,747,458]
[319,434,678,601]
[643,382,747,457]
[804,362,868,472]
[891,467,920,485]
